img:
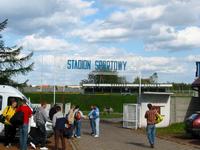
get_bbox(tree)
[150,72,158,83]
[133,76,151,84]
[0,19,34,87]
[80,70,127,84]
[133,72,158,84]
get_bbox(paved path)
[71,121,199,150]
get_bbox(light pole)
[53,56,56,104]
[138,71,142,104]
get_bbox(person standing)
[93,105,100,138]
[52,106,65,150]
[74,106,86,138]
[34,102,50,150]
[2,98,17,148]
[145,103,158,148]
[17,99,32,150]
[88,105,95,136]
[49,104,58,121]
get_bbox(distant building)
[192,78,200,97]
[82,83,172,94]
[192,62,200,97]
[23,85,83,93]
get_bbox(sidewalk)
[71,120,199,150]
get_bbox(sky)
[0,0,200,85]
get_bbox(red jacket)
[17,105,32,124]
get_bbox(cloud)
[145,26,200,51]
[19,34,78,52]
[186,55,200,62]
[0,0,97,35]
[70,0,200,52]
[101,0,164,8]
[70,5,166,42]
[71,27,131,42]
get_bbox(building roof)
[143,92,174,95]
[82,83,172,88]
[192,77,200,87]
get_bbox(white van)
[0,85,53,137]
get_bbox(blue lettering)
[123,61,127,70]
[67,60,72,69]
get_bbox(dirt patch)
[0,136,73,150]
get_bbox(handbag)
[0,106,10,123]
[156,113,164,124]
[0,114,5,123]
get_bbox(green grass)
[25,92,137,113]
[100,112,123,119]
[157,123,185,135]
[83,111,123,119]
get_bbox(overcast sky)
[1,0,200,85]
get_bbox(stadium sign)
[67,59,127,71]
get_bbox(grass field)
[157,122,185,135]
[25,92,137,113]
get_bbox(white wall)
[140,94,171,128]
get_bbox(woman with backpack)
[2,98,17,148]
[52,105,66,150]
[74,106,86,138]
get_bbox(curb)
[69,139,79,150]
[100,119,122,124]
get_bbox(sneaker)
[6,143,11,148]
[150,144,154,148]
[94,135,99,138]
[30,142,36,149]
[76,136,81,138]
[40,147,48,150]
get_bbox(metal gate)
[123,104,138,129]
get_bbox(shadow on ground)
[126,142,150,148]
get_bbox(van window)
[0,95,2,110]
[7,97,22,107]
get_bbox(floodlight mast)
[53,56,56,104]
[138,71,142,104]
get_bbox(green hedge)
[25,93,137,112]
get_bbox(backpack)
[55,117,66,130]
[75,111,81,120]
[67,110,75,124]
[10,111,24,126]
[33,108,43,125]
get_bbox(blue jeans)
[146,124,156,145]
[19,124,29,150]
[75,120,81,136]
[89,118,95,134]
[95,118,100,136]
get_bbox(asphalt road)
[71,120,199,150]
